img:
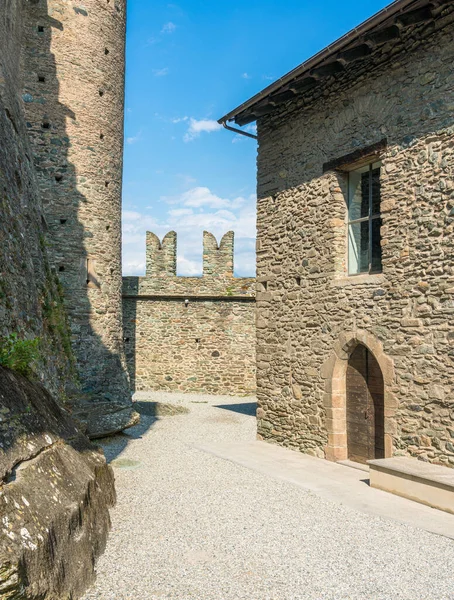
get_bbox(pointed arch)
[321,329,396,462]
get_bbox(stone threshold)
[368,457,454,515]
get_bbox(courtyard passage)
[83,392,454,600]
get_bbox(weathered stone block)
[0,367,115,599]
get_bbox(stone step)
[368,457,454,514]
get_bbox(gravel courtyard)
[83,392,454,600]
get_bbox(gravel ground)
[83,392,454,600]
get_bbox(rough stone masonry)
[123,231,256,395]
[0,0,132,596]
[243,1,454,466]
[21,0,136,437]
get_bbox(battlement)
[125,231,255,298]
[203,231,234,277]
[146,231,177,277]
[122,230,256,396]
[145,230,235,279]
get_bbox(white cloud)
[177,255,200,275]
[184,118,222,142]
[122,210,143,221]
[126,131,142,145]
[262,74,275,81]
[122,187,256,276]
[161,21,176,34]
[166,187,229,209]
[242,72,252,79]
[153,67,169,77]
[171,116,188,123]
[163,187,248,210]
[168,208,193,217]
[176,173,197,186]
[146,20,177,47]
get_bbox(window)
[347,161,382,275]
[86,258,101,289]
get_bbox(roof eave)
[217,0,429,126]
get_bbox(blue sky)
[122,0,391,276]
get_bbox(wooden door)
[346,345,385,464]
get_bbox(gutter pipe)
[221,121,258,140]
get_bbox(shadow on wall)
[20,0,133,434]
[0,3,72,398]
[123,276,139,394]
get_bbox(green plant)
[0,333,40,378]
[41,281,74,364]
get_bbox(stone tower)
[21,0,135,436]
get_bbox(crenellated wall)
[123,231,256,395]
[146,231,178,277]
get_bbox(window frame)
[347,161,382,276]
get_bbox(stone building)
[123,231,256,395]
[220,0,454,466]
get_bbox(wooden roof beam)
[311,60,345,78]
[338,43,373,63]
[365,24,401,45]
[396,4,434,25]
[235,112,258,127]
[268,89,297,105]
[288,76,318,93]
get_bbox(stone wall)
[0,0,74,398]
[0,0,130,595]
[123,232,256,395]
[255,8,454,466]
[21,0,135,436]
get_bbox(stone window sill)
[332,273,385,287]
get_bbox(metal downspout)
[221,121,258,140]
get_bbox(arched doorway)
[322,329,395,463]
[346,344,384,464]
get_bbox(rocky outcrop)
[74,400,140,439]
[0,366,115,599]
